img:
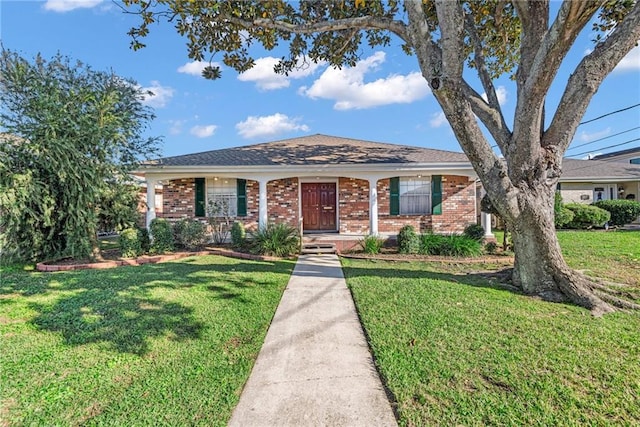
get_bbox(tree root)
[593,289,640,311]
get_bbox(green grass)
[494,229,640,285]
[0,255,294,426]
[342,257,640,426]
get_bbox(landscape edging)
[36,249,283,272]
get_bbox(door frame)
[299,178,339,232]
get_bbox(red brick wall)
[162,178,195,220]
[267,178,299,228]
[160,178,260,230]
[337,175,475,234]
[432,175,476,234]
[338,178,370,233]
[159,175,475,234]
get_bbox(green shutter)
[237,179,247,217]
[390,177,400,216]
[432,175,442,215]
[195,178,205,217]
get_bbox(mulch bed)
[36,247,284,272]
[340,252,515,264]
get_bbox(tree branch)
[221,14,409,44]
[544,1,640,154]
[522,1,600,108]
[460,81,511,152]
[434,0,465,79]
[463,12,511,152]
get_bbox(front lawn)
[494,229,640,285]
[0,255,294,426]
[342,253,640,425]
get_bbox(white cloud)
[44,0,103,12]
[190,125,217,138]
[429,112,448,128]
[481,86,508,106]
[139,81,174,108]
[578,127,611,142]
[237,57,323,90]
[299,51,430,110]
[168,119,186,136]
[177,61,219,77]
[235,113,309,139]
[615,43,640,72]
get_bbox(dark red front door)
[301,183,336,231]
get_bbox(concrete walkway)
[229,254,397,427]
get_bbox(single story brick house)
[136,134,640,237]
[137,134,491,238]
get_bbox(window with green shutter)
[389,177,400,215]
[236,179,247,217]
[431,175,442,215]
[195,178,206,217]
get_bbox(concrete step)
[301,243,337,254]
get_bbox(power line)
[565,137,640,158]
[566,126,640,152]
[579,103,640,126]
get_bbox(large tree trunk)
[509,188,615,316]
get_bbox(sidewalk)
[228,254,397,427]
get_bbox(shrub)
[397,225,419,254]
[463,224,485,242]
[554,192,574,228]
[119,228,142,258]
[419,233,445,255]
[419,233,482,257]
[230,221,246,248]
[565,203,610,229]
[149,218,175,254]
[251,223,299,257]
[484,241,498,255]
[594,199,640,226]
[174,219,208,250]
[555,207,574,229]
[440,235,483,257]
[137,227,150,253]
[360,235,385,255]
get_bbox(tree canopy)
[122,0,640,314]
[0,50,160,262]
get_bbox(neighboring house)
[559,158,640,203]
[136,134,640,236]
[592,147,640,165]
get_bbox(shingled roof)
[147,134,469,167]
[561,158,640,180]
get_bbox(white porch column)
[258,179,268,230]
[369,178,379,235]
[481,212,494,238]
[145,178,156,229]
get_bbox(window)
[207,178,237,217]
[399,177,431,215]
[631,158,640,165]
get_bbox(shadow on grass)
[342,261,519,295]
[2,256,294,355]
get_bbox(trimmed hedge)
[149,218,175,254]
[565,203,610,229]
[398,225,419,254]
[119,228,142,258]
[231,221,246,248]
[173,218,208,250]
[594,199,640,226]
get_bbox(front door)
[301,183,337,231]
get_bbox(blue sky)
[1,0,639,159]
